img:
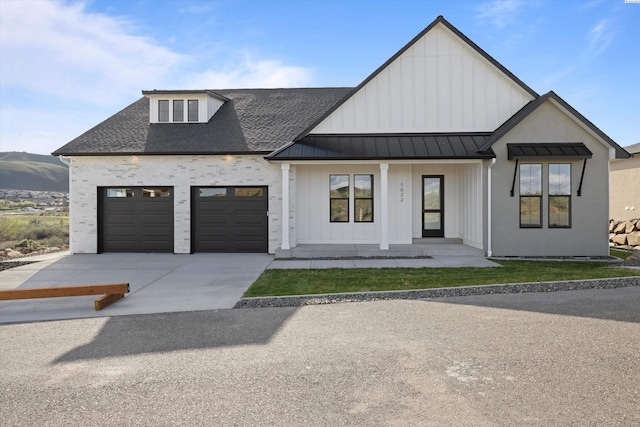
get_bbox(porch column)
[281,163,290,250]
[380,162,389,250]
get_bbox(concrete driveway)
[0,253,273,324]
[1,287,638,426]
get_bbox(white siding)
[295,165,380,244]
[311,24,533,134]
[69,155,281,254]
[411,163,483,248]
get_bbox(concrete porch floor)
[274,238,484,259]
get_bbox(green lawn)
[243,259,640,297]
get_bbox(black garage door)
[192,186,268,252]
[99,187,174,253]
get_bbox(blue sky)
[1,0,638,155]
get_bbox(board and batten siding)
[311,24,534,134]
[293,163,481,247]
[410,163,483,249]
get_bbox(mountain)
[0,152,69,192]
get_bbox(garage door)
[100,187,174,253]
[192,186,268,252]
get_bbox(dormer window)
[188,100,198,122]
[173,100,184,122]
[143,90,228,124]
[158,100,169,122]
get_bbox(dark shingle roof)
[624,142,640,155]
[53,88,352,155]
[268,133,495,160]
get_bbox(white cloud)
[477,0,522,28]
[0,0,185,105]
[184,55,313,89]
[587,19,613,55]
[0,0,314,154]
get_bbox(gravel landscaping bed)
[234,276,640,308]
[0,261,39,272]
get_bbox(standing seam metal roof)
[267,134,495,160]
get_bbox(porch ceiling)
[268,133,496,160]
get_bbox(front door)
[422,176,444,237]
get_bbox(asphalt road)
[1,287,639,426]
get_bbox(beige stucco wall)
[489,100,611,256]
[610,155,640,221]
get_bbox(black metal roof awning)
[507,143,592,160]
[268,133,495,160]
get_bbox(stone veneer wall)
[609,218,640,250]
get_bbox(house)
[53,16,630,257]
[610,142,639,221]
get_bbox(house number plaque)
[400,182,404,202]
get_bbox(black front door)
[422,176,444,237]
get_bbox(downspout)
[486,158,496,257]
[58,156,72,254]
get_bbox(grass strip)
[244,260,640,297]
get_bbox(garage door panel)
[101,187,173,253]
[192,186,268,253]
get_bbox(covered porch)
[269,133,495,254]
[275,238,483,259]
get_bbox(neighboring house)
[610,142,640,221]
[53,16,630,257]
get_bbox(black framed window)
[330,175,349,222]
[173,100,184,122]
[158,100,169,122]
[549,163,571,228]
[354,174,373,222]
[520,164,542,228]
[188,99,198,121]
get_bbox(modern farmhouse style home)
[54,16,629,257]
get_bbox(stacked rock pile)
[609,218,640,250]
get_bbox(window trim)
[173,100,184,122]
[354,174,374,223]
[519,163,542,228]
[329,174,350,223]
[548,163,572,228]
[158,100,169,122]
[188,99,198,122]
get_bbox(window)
[199,188,226,198]
[188,99,198,122]
[235,188,263,197]
[173,100,184,122]
[354,175,373,222]
[549,164,571,228]
[158,100,169,122]
[106,188,134,198]
[330,175,349,222]
[520,164,542,228]
[143,188,171,198]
